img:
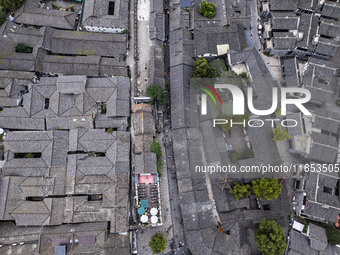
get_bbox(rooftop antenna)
[216,175,231,191]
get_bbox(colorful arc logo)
[198,83,223,107]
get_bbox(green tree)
[0,0,23,11]
[15,43,33,53]
[241,147,255,159]
[25,153,34,158]
[149,233,167,254]
[325,225,340,245]
[229,183,252,200]
[150,141,162,159]
[335,99,340,107]
[157,159,162,171]
[192,57,216,78]
[199,1,216,19]
[229,150,240,163]
[238,72,248,78]
[146,84,166,105]
[0,6,6,26]
[274,108,281,117]
[273,125,291,142]
[255,219,286,255]
[252,178,282,200]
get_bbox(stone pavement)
[136,0,152,96]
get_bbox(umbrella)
[150,208,158,215]
[137,207,145,215]
[141,215,148,223]
[151,216,158,224]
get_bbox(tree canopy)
[192,57,217,78]
[199,1,216,19]
[241,147,255,159]
[229,183,251,200]
[255,219,286,255]
[0,6,6,26]
[252,178,282,200]
[150,141,162,159]
[149,233,167,254]
[273,125,291,141]
[229,150,240,163]
[15,43,33,53]
[325,225,340,245]
[146,84,166,105]
[0,0,23,11]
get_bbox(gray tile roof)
[135,152,157,174]
[289,231,318,255]
[82,0,129,30]
[287,113,303,136]
[0,129,130,232]
[272,16,299,30]
[270,0,298,11]
[50,30,127,58]
[0,76,130,130]
[320,20,340,38]
[56,75,86,94]
[194,24,246,55]
[315,37,340,57]
[308,224,328,251]
[283,58,299,87]
[322,1,340,20]
[273,32,296,49]
[14,2,77,30]
[313,113,340,134]
[308,132,338,163]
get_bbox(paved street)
[136,0,152,95]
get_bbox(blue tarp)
[180,0,191,8]
[138,207,146,215]
[140,199,149,208]
[55,246,66,255]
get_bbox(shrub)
[325,225,340,245]
[192,57,216,78]
[229,150,240,163]
[252,178,283,200]
[157,159,162,171]
[238,72,248,78]
[229,183,252,200]
[149,233,167,254]
[100,105,106,114]
[25,153,34,158]
[273,125,291,141]
[0,6,6,27]
[303,221,308,233]
[241,147,255,159]
[107,128,114,134]
[15,43,33,53]
[336,99,340,106]
[199,1,216,19]
[255,219,286,255]
[150,141,162,159]
[146,84,166,105]
[0,0,23,11]
[275,108,281,116]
